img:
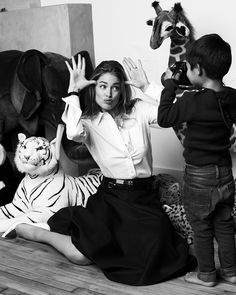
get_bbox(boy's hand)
[163,68,173,80]
[123,57,149,92]
[163,67,181,82]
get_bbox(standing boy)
[158,33,236,286]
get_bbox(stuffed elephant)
[0,49,94,161]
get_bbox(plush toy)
[0,125,102,234]
[147,1,236,149]
[158,173,236,244]
[0,49,94,162]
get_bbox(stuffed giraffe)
[147,1,236,150]
[147,1,194,68]
[147,1,195,143]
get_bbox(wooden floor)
[0,237,236,295]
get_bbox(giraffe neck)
[168,38,191,66]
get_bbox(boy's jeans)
[183,164,236,282]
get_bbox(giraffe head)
[147,2,195,54]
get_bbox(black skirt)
[48,177,196,286]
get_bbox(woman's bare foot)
[5,223,92,266]
[15,223,50,241]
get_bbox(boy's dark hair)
[186,33,232,80]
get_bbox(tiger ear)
[18,133,26,143]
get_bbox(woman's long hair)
[83,60,137,119]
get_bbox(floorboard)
[0,236,235,295]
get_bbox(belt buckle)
[117,179,133,186]
[108,182,115,188]
[107,179,134,189]
[116,179,125,185]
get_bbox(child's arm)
[158,79,192,127]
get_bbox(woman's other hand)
[123,57,149,92]
[65,54,96,93]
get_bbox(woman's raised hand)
[65,54,96,93]
[123,57,149,92]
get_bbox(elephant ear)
[10,49,48,123]
[42,64,67,101]
[39,59,68,129]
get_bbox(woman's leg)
[15,223,91,265]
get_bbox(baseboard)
[153,167,184,182]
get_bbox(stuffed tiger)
[0,132,103,233]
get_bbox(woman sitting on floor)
[8,55,196,286]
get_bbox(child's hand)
[123,57,149,92]
[162,67,182,83]
[163,68,173,80]
[65,54,96,93]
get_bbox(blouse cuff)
[62,96,80,108]
[61,98,82,126]
[144,81,163,103]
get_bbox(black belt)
[102,176,155,190]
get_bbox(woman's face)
[95,73,121,112]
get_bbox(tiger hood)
[14,133,58,176]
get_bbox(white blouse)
[62,82,162,179]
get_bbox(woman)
[9,56,196,286]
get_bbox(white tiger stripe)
[0,133,104,233]
[0,165,102,232]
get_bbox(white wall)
[41,0,236,175]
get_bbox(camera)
[169,61,191,86]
